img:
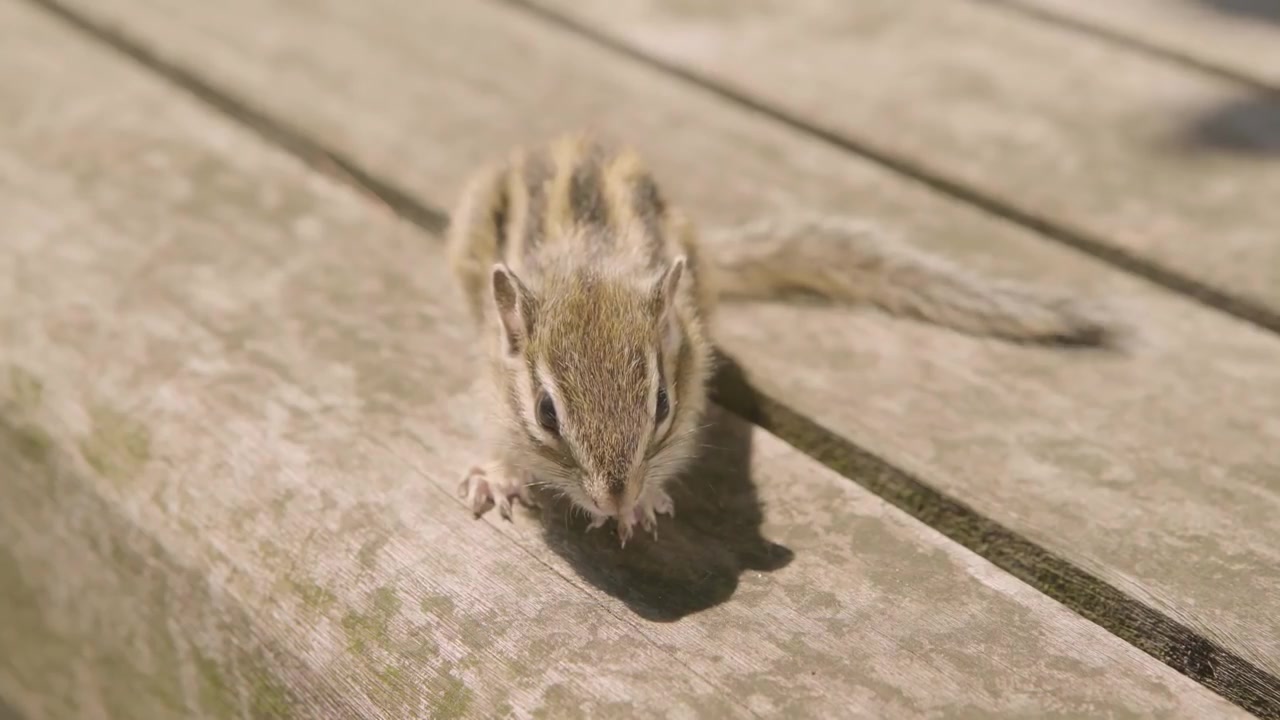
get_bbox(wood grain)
[34,0,1280,701]
[0,1,1247,717]
[519,0,1280,330]
[981,0,1280,91]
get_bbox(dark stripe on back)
[569,150,609,228]
[632,173,667,264]
[491,178,510,255]
[522,151,552,255]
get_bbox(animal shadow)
[534,364,793,622]
[1184,92,1280,158]
[1180,0,1280,159]
[1195,0,1280,25]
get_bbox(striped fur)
[448,134,713,534]
[448,133,1118,536]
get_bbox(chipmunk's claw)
[458,464,533,520]
[611,486,674,546]
[636,486,675,534]
[615,509,638,548]
[638,502,659,541]
[649,487,675,519]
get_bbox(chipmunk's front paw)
[647,486,675,518]
[614,486,675,547]
[457,463,533,521]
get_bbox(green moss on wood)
[248,666,296,720]
[357,535,389,570]
[9,366,44,410]
[194,650,240,720]
[341,585,402,655]
[79,404,152,483]
[419,594,456,618]
[10,423,52,464]
[291,580,337,613]
[367,665,412,716]
[425,670,472,720]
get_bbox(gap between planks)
[23,0,1280,717]
[492,0,1280,341]
[968,0,1280,97]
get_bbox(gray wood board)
[985,0,1280,90]
[39,0,1280,694]
[0,1,1246,717]
[521,0,1280,330]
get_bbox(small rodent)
[446,133,1116,545]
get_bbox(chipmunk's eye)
[537,392,559,435]
[655,386,670,424]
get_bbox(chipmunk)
[446,133,1115,546]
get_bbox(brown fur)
[447,132,1118,539]
[703,215,1117,345]
[448,134,712,538]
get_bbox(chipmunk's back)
[446,135,718,534]
[505,134,681,275]
[447,134,712,324]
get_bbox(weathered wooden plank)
[0,3,1243,718]
[41,0,1280,701]
[525,0,1280,330]
[985,0,1280,91]
[0,6,720,718]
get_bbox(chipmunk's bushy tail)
[703,215,1118,346]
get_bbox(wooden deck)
[1,0,1278,717]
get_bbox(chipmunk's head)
[486,256,708,522]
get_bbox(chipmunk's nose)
[587,473,628,516]
[607,477,627,501]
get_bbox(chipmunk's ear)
[652,256,686,350]
[491,263,535,357]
